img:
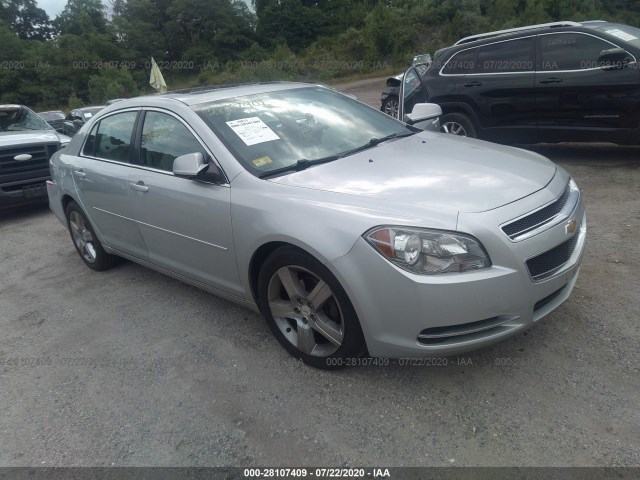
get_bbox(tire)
[381,96,399,118]
[440,112,477,138]
[257,246,366,369]
[65,200,119,271]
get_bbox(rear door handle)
[73,170,86,178]
[539,77,563,84]
[464,81,483,87]
[129,181,149,193]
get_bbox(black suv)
[400,21,640,144]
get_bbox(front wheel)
[381,96,399,118]
[65,200,119,271]
[258,247,366,369]
[440,113,477,138]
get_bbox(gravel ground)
[0,78,639,467]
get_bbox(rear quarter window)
[441,49,477,74]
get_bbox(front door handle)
[464,80,483,87]
[539,77,563,84]
[73,170,86,178]
[129,181,149,193]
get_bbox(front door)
[127,109,242,297]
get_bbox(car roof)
[121,81,316,108]
[79,106,105,112]
[435,20,628,58]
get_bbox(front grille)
[0,143,57,175]
[527,234,579,281]
[502,183,571,240]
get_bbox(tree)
[0,0,51,40]
[54,0,109,36]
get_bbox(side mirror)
[173,152,225,183]
[405,103,442,125]
[598,48,631,70]
[173,152,209,178]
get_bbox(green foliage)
[88,68,138,104]
[0,0,51,40]
[1,0,639,109]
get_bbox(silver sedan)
[47,83,586,369]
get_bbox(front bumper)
[330,180,586,358]
[0,176,50,208]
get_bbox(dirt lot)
[0,78,639,468]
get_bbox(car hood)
[268,132,557,213]
[0,130,70,147]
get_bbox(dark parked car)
[0,104,70,208]
[63,106,105,136]
[413,20,640,143]
[380,58,431,117]
[37,110,65,133]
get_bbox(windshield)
[595,23,640,49]
[194,86,410,176]
[0,106,52,132]
[82,107,104,120]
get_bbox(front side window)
[441,49,477,74]
[477,38,535,73]
[403,69,422,99]
[539,33,616,71]
[194,86,410,177]
[85,111,137,162]
[140,111,204,172]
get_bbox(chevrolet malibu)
[47,83,586,369]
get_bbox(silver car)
[47,83,586,369]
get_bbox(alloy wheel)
[267,265,345,357]
[383,98,399,117]
[69,211,97,263]
[441,121,467,136]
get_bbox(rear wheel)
[258,247,366,369]
[65,201,119,271]
[440,113,477,138]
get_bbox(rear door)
[127,109,242,297]
[73,109,148,259]
[535,31,640,142]
[463,37,538,143]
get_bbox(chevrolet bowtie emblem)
[565,219,577,234]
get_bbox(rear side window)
[442,49,476,74]
[477,38,535,73]
[539,33,615,71]
[84,111,137,162]
[140,111,204,172]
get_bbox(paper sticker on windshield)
[252,156,272,167]
[85,112,92,118]
[226,117,280,146]
[606,29,638,42]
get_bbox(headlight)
[569,178,579,193]
[364,226,491,275]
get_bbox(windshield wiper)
[343,130,417,156]
[258,130,417,179]
[259,156,340,179]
